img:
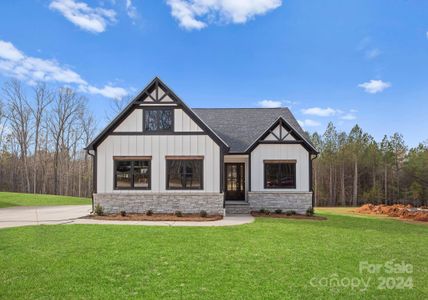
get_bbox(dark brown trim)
[263,161,297,189]
[165,158,204,190]
[258,140,304,144]
[165,155,204,160]
[264,159,297,164]
[220,147,225,207]
[113,158,151,190]
[114,156,152,160]
[248,153,251,191]
[109,131,206,136]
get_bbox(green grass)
[0,213,426,299]
[0,192,90,208]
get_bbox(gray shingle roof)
[192,108,309,153]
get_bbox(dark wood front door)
[225,163,245,201]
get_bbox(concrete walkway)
[0,205,92,229]
[0,205,254,228]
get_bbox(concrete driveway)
[0,205,92,229]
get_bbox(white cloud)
[0,39,127,100]
[166,0,282,30]
[358,79,391,94]
[340,113,357,120]
[365,48,381,59]
[79,84,128,100]
[298,119,321,127]
[49,0,116,33]
[301,107,337,117]
[426,31,428,39]
[258,99,282,108]
[126,0,138,20]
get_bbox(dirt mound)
[356,204,428,222]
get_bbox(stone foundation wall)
[248,192,312,214]
[93,193,225,215]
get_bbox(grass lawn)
[0,192,90,208]
[0,212,427,299]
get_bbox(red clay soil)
[251,212,327,220]
[355,204,428,222]
[87,213,223,222]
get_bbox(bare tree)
[50,88,85,195]
[3,80,33,192]
[29,83,53,193]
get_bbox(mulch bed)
[251,212,327,220]
[86,213,223,222]
[356,204,428,222]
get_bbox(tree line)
[0,79,427,206]
[0,80,96,198]
[310,123,428,206]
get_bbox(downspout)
[87,149,96,213]
[310,153,318,209]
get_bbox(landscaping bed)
[356,204,428,222]
[251,211,327,220]
[87,213,223,222]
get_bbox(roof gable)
[86,77,229,150]
[245,117,318,154]
[193,108,317,153]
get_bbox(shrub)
[94,204,104,216]
[200,210,208,217]
[146,209,153,216]
[259,208,266,213]
[275,209,282,214]
[120,210,127,217]
[175,210,183,217]
[306,207,314,216]
[285,210,296,216]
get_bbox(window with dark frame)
[264,161,296,189]
[166,159,203,190]
[143,109,173,132]
[114,159,151,189]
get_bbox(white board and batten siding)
[251,144,309,192]
[99,108,219,193]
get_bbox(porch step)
[225,201,251,214]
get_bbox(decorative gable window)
[264,160,296,189]
[144,109,173,132]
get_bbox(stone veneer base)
[93,192,225,215]
[248,191,312,214]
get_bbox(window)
[264,161,296,189]
[166,158,203,190]
[144,109,173,132]
[114,159,151,189]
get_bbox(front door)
[225,163,245,201]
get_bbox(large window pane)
[144,109,173,132]
[133,161,150,188]
[159,110,173,131]
[114,159,151,189]
[264,162,296,189]
[144,110,158,131]
[116,161,132,188]
[167,159,203,189]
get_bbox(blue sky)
[0,0,427,147]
